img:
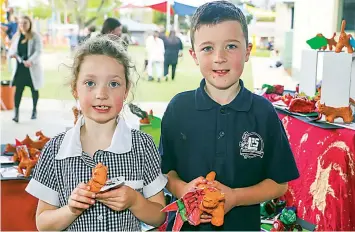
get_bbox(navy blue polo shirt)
[159,79,299,231]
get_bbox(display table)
[1,179,38,231]
[278,112,355,231]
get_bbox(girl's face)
[74,55,128,124]
[19,18,31,34]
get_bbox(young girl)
[25,34,167,231]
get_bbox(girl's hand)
[68,182,96,216]
[96,185,138,211]
[178,176,207,199]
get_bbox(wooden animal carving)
[316,32,337,51]
[17,146,37,177]
[317,102,354,123]
[87,163,108,193]
[335,20,354,53]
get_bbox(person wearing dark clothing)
[8,16,43,123]
[163,30,183,81]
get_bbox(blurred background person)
[145,30,165,82]
[163,30,183,81]
[8,16,43,123]
[101,17,122,37]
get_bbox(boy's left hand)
[96,185,138,211]
[208,181,236,214]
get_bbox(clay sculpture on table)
[316,102,354,124]
[316,32,337,51]
[17,146,37,177]
[335,20,354,54]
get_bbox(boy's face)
[189,21,252,90]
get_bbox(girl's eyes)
[85,80,95,87]
[84,81,120,88]
[109,81,120,88]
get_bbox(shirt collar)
[195,78,253,112]
[55,116,132,160]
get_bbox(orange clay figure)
[198,171,225,227]
[335,20,354,54]
[17,146,37,177]
[87,163,108,193]
[316,32,337,51]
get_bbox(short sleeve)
[143,135,168,198]
[265,110,300,183]
[159,103,176,174]
[25,138,60,207]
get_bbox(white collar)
[55,116,132,160]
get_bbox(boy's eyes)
[202,46,213,52]
[201,44,237,52]
[226,44,237,49]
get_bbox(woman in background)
[8,15,43,123]
[163,30,183,81]
[101,18,122,37]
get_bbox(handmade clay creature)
[317,102,353,123]
[335,20,354,53]
[17,146,37,177]
[87,163,108,193]
[161,171,225,231]
[316,32,337,51]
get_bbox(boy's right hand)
[178,176,207,199]
[68,182,96,215]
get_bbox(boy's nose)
[213,50,227,64]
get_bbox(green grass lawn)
[1,46,254,102]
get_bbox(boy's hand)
[178,176,207,199]
[68,182,96,216]
[96,185,138,211]
[209,181,236,214]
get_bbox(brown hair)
[190,1,248,50]
[70,34,134,97]
[18,16,33,43]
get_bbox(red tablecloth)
[278,113,355,231]
[1,179,38,231]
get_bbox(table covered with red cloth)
[1,179,38,231]
[278,113,355,231]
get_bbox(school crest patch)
[239,131,264,159]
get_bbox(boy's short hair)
[190,0,248,50]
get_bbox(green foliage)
[31,5,52,19]
[152,11,166,26]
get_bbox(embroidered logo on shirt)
[239,132,264,159]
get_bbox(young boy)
[159,1,299,231]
